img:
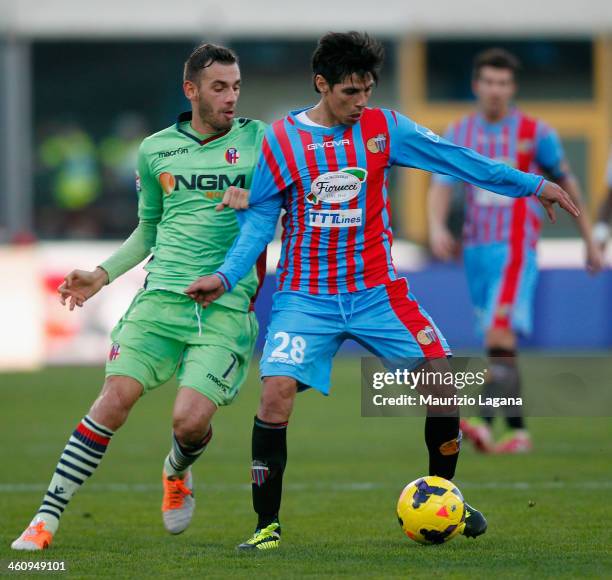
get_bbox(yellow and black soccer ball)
[397,476,466,545]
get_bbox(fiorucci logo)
[306,167,367,204]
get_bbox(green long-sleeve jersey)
[102,112,267,312]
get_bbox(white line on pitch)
[0,480,610,493]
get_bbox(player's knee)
[90,376,142,430]
[486,327,516,351]
[172,388,216,445]
[258,376,297,422]
[173,414,210,447]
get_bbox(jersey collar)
[475,106,518,131]
[175,111,232,146]
[289,107,348,136]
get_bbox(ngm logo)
[158,172,246,194]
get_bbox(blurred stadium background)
[0,2,611,575]
[0,1,611,369]
[1,1,611,371]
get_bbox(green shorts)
[105,289,258,406]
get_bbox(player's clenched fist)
[185,274,226,307]
[57,267,109,311]
[215,186,250,211]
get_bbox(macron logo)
[307,139,350,150]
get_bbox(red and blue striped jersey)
[434,108,566,248]
[217,107,545,295]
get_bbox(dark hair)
[183,43,238,83]
[311,31,385,92]
[472,48,521,80]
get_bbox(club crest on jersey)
[517,139,534,153]
[416,326,438,346]
[109,343,121,361]
[367,133,387,154]
[225,147,240,164]
[306,167,367,204]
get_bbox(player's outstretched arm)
[187,128,290,306]
[58,219,157,311]
[98,220,157,282]
[59,138,164,311]
[185,195,282,306]
[388,111,580,219]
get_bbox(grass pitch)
[0,358,610,578]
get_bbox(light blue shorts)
[464,242,538,337]
[260,278,451,394]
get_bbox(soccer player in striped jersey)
[427,49,603,454]
[186,32,579,550]
[11,44,265,550]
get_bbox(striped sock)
[163,428,212,478]
[34,415,113,533]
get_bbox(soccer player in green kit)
[11,44,266,551]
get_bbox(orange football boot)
[11,519,54,551]
[162,470,195,534]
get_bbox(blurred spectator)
[99,113,148,236]
[35,115,149,239]
[99,113,147,190]
[39,122,100,210]
[37,121,101,239]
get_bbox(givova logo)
[158,172,246,195]
[307,139,350,151]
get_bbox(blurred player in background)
[427,49,603,454]
[593,146,612,252]
[12,43,266,550]
[186,32,579,551]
